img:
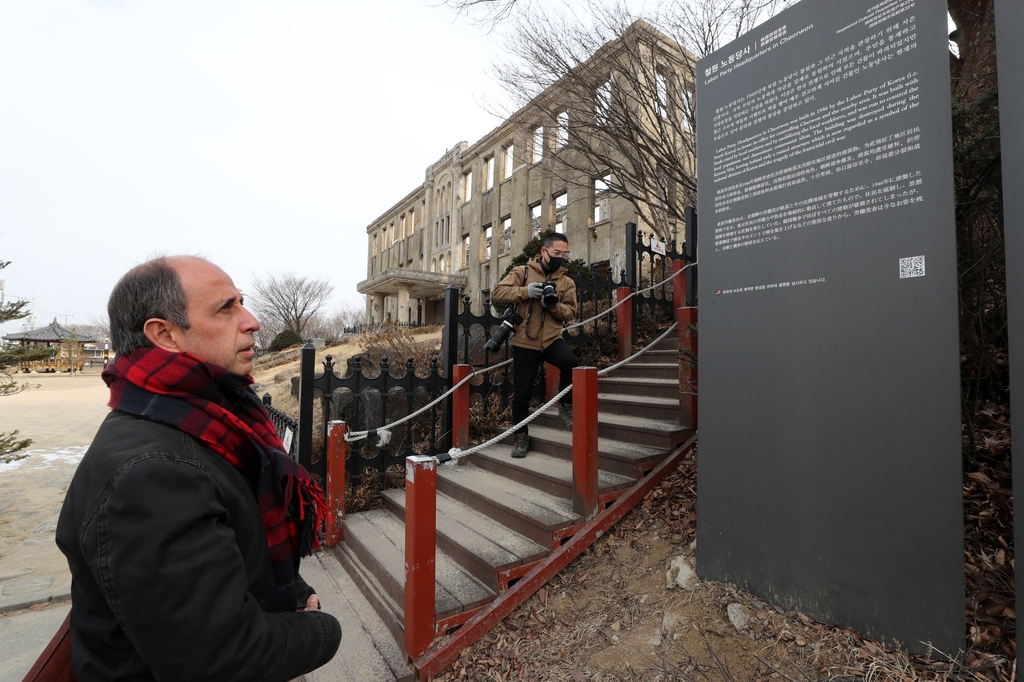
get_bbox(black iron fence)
[297,349,450,486]
[262,395,298,459]
[624,220,686,326]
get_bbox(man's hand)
[526,282,544,299]
[299,594,319,612]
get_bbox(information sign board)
[696,0,962,651]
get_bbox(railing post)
[452,364,471,450]
[404,455,437,659]
[678,308,698,429]
[672,259,687,328]
[545,363,560,401]
[624,221,637,289]
[572,367,599,519]
[616,287,633,360]
[440,285,461,453]
[298,342,315,471]
[684,205,698,308]
[326,421,346,546]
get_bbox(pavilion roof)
[3,318,97,343]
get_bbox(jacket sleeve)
[549,276,577,322]
[87,455,340,682]
[491,266,526,304]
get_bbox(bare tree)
[304,302,369,342]
[486,0,787,241]
[248,273,335,339]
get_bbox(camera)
[541,280,558,310]
[484,308,524,353]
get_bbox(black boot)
[557,403,573,429]
[511,432,530,458]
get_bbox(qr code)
[899,255,925,279]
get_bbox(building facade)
[358,22,693,324]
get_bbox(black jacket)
[56,410,341,681]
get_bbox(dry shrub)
[352,328,441,376]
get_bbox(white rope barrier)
[343,262,695,450]
[564,261,693,332]
[440,321,681,463]
[343,357,513,446]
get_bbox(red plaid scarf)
[102,347,328,612]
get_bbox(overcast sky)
[0,0,510,336]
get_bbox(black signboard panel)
[994,0,1023,667]
[696,0,962,651]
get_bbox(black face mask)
[543,255,564,273]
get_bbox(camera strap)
[522,263,548,341]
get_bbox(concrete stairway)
[321,335,688,678]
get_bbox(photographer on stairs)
[492,233,578,458]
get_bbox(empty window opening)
[530,203,543,237]
[594,174,611,223]
[483,224,492,261]
[596,80,611,123]
[655,72,668,118]
[485,155,495,191]
[463,171,473,204]
[556,111,569,148]
[500,216,511,255]
[532,126,544,163]
[554,192,567,234]
[503,144,515,180]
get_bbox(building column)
[370,293,385,324]
[397,285,411,325]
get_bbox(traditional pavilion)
[2,319,97,371]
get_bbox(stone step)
[343,510,496,621]
[303,551,415,682]
[598,376,679,400]
[334,542,405,647]
[626,348,679,364]
[607,362,679,380]
[531,407,687,450]
[595,392,679,421]
[469,445,635,500]
[436,462,582,550]
[524,424,666,478]
[382,489,548,592]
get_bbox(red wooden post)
[23,610,74,682]
[545,363,560,401]
[616,286,632,360]
[572,366,599,519]
[678,308,698,429]
[325,421,346,547]
[404,455,437,659]
[672,259,687,328]
[452,364,471,450]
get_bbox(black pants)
[512,338,577,435]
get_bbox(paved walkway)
[0,371,109,679]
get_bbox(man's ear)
[143,318,185,353]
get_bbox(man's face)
[172,258,260,376]
[540,239,570,267]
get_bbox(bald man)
[57,256,341,682]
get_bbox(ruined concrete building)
[358,21,694,324]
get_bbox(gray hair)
[108,257,191,355]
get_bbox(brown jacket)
[492,258,577,351]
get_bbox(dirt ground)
[434,449,1014,682]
